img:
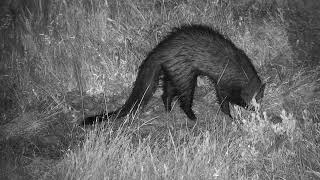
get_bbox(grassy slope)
[0,0,319,179]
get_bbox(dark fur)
[82,25,265,125]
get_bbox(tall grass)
[0,0,319,179]
[43,109,320,179]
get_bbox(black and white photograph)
[0,0,319,179]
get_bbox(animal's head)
[254,83,266,102]
[241,81,266,111]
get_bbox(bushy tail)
[82,60,161,125]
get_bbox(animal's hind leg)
[177,77,197,121]
[162,76,177,112]
[164,62,197,127]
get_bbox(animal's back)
[149,25,260,91]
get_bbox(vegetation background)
[0,0,319,179]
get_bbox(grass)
[0,0,319,179]
[43,109,320,179]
